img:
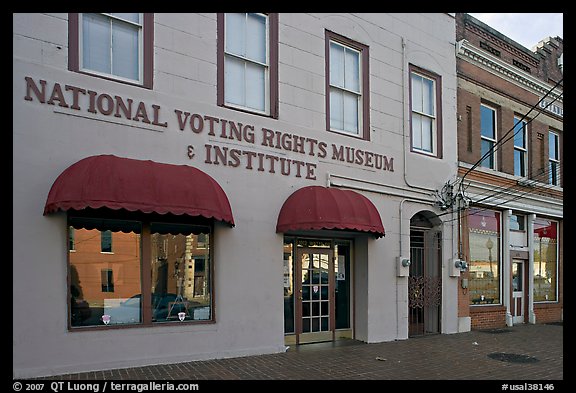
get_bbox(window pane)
[246,13,266,64]
[344,48,360,93]
[549,162,558,185]
[82,13,111,75]
[151,223,211,322]
[513,119,525,148]
[101,230,112,252]
[245,62,265,111]
[68,217,142,327]
[509,214,525,231]
[412,114,422,149]
[411,73,423,113]
[423,77,434,116]
[533,220,557,301]
[481,139,494,169]
[514,150,525,177]
[110,13,140,24]
[549,133,558,159]
[283,240,294,334]
[421,116,433,152]
[330,88,344,130]
[112,20,139,80]
[343,91,359,134]
[226,13,246,57]
[481,105,495,139]
[468,209,501,305]
[330,42,345,88]
[225,56,245,106]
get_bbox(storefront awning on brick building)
[276,185,385,238]
[43,154,235,226]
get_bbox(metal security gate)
[408,229,442,337]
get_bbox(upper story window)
[549,131,560,186]
[218,13,278,118]
[101,230,113,253]
[480,104,497,170]
[68,13,154,88]
[409,65,442,158]
[326,31,370,140]
[513,117,528,177]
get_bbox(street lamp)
[486,237,494,276]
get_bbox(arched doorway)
[408,211,442,337]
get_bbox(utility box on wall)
[397,256,411,277]
[449,258,467,277]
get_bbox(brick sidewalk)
[31,323,562,380]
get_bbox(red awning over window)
[276,186,385,238]
[43,155,234,226]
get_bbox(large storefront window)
[533,218,558,302]
[468,208,501,305]
[68,216,213,328]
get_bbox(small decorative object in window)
[102,314,111,325]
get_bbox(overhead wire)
[457,77,563,199]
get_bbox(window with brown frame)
[409,64,443,158]
[68,212,214,329]
[325,31,370,140]
[68,13,154,89]
[217,13,279,118]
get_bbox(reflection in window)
[468,208,501,305]
[533,219,558,302]
[509,214,525,231]
[68,217,141,327]
[513,117,528,177]
[150,223,211,322]
[101,230,112,252]
[549,131,560,186]
[480,104,497,169]
[283,239,295,334]
[68,216,214,328]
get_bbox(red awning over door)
[276,185,385,238]
[43,155,234,226]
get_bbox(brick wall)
[534,304,562,323]
[470,306,507,329]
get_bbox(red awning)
[276,186,385,238]
[44,155,234,226]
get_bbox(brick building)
[454,13,563,330]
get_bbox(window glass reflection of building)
[533,218,558,302]
[509,214,525,231]
[67,216,213,328]
[480,104,497,170]
[150,223,211,323]
[468,208,501,305]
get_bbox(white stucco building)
[13,13,459,378]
